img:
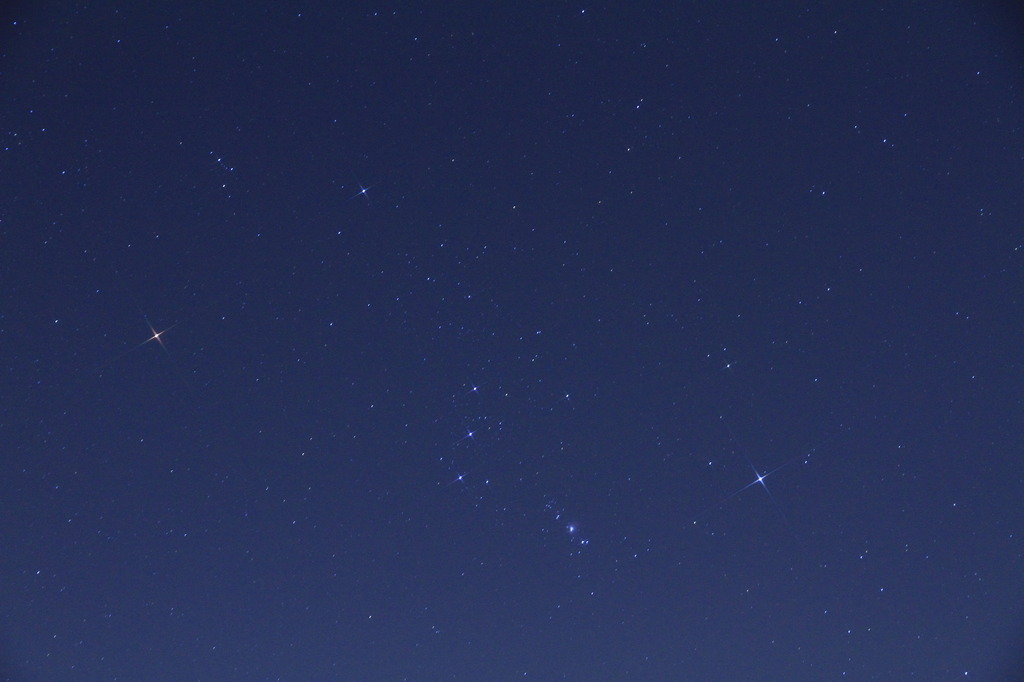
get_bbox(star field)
[2,3,1023,680]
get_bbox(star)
[140,319,183,358]
[145,320,168,351]
[83,318,182,379]
[455,428,476,444]
[691,453,801,528]
[348,177,375,202]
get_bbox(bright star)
[348,177,375,202]
[145,320,167,349]
[691,453,801,530]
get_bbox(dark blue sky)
[3,2,1023,680]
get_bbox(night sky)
[3,3,1023,680]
